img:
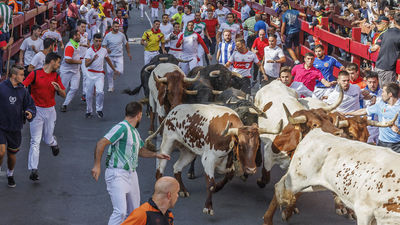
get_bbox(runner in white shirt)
[80,0,91,20]
[193,12,210,66]
[225,38,263,94]
[240,0,251,21]
[77,20,91,102]
[181,5,195,31]
[261,34,286,79]
[160,14,174,52]
[84,34,120,118]
[102,21,132,92]
[60,31,82,112]
[28,38,56,73]
[279,67,313,97]
[217,13,241,43]
[323,71,364,113]
[176,21,211,74]
[19,25,43,71]
[215,1,230,24]
[166,0,178,17]
[167,22,182,59]
[41,19,64,52]
[200,2,216,19]
[86,2,100,40]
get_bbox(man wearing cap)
[369,15,390,53]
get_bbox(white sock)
[7,169,14,177]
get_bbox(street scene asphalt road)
[0,7,356,225]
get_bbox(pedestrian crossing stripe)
[128,38,142,44]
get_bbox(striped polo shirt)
[218,40,235,65]
[0,2,12,33]
[104,120,144,172]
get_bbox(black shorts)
[285,32,300,48]
[0,129,22,154]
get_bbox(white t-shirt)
[30,51,46,70]
[215,7,230,24]
[86,8,98,26]
[168,31,182,51]
[182,13,195,31]
[160,22,174,47]
[228,50,259,77]
[20,37,44,66]
[263,46,285,78]
[85,46,109,73]
[80,4,91,16]
[79,32,89,58]
[167,6,178,17]
[324,84,362,113]
[290,81,313,98]
[218,23,241,41]
[240,4,251,21]
[102,31,127,57]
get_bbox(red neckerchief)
[152,28,161,34]
[91,45,101,52]
[287,80,293,87]
[193,19,201,24]
[173,30,180,35]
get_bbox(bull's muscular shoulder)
[206,112,242,151]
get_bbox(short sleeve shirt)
[367,99,400,143]
[203,18,218,38]
[30,51,46,70]
[251,37,269,60]
[20,37,44,66]
[282,9,300,34]
[376,27,400,71]
[218,23,241,41]
[182,13,195,31]
[263,45,285,78]
[313,55,343,87]
[228,50,259,77]
[85,46,109,72]
[292,64,324,91]
[324,84,362,113]
[103,31,127,57]
[142,29,165,51]
[215,7,230,24]
[104,120,144,171]
[218,40,235,64]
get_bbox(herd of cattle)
[124,54,400,225]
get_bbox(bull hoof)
[294,208,300,214]
[281,207,299,221]
[179,191,190,197]
[240,175,248,182]
[202,208,214,216]
[335,207,346,216]
[187,172,195,179]
[257,178,266,188]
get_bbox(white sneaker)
[108,88,114,92]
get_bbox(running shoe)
[7,176,16,187]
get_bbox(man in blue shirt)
[280,2,306,65]
[313,44,344,99]
[346,82,400,153]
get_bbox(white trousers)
[81,60,88,95]
[144,51,159,65]
[28,106,57,170]
[89,24,98,40]
[106,56,124,90]
[105,168,140,225]
[151,7,158,18]
[140,3,145,17]
[197,45,205,67]
[85,71,105,113]
[62,70,81,106]
[180,54,198,74]
[169,50,181,60]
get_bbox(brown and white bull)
[148,63,199,133]
[275,128,400,225]
[146,104,282,215]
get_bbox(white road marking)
[128,37,142,44]
[145,11,152,27]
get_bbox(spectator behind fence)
[0,16,13,77]
[374,12,400,87]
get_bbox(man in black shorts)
[0,65,36,187]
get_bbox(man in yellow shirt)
[141,20,167,65]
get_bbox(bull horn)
[184,89,198,95]
[209,70,221,77]
[283,103,307,125]
[177,58,193,63]
[367,113,399,127]
[322,86,343,112]
[159,57,169,61]
[259,119,283,134]
[237,95,245,100]
[338,120,349,128]
[226,97,238,105]
[231,71,243,78]
[184,71,200,83]
[144,65,156,72]
[334,116,339,127]
[212,90,223,95]
[221,121,239,136]
[153,73,167,83]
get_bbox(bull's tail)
[122,85,142,95]
[144,119,166,152]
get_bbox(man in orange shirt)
[347,63,366,89]
[121,176,179,225]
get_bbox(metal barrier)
[232,0,400,75]
[5,0,66,61]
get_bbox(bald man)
[121,177,180,225]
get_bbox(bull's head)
[272,104,345,156]
[153,71,200,111]
[221,120,282,175]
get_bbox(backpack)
[27,69,60,94]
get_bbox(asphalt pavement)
[0,7,356,225]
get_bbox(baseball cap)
[375,15,389,23]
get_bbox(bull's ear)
[157,86,167,106]
[272,124,301,154]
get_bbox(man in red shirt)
[251,29,269,84]
[291,52,334,92]
[22,53,66,182]
[203,10,218,65]
[102,0,115,33]
[67,0,80,31]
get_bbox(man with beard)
[91,102,170,225]
[176,21,211,74]
[60,30,82,112]
[217,13,241,44]
[193,12,210,66]
[141,20,167,65]
[103,21,132,93]
[160,14,174,53]
[22,53,66,181]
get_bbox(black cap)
[376,15,389,23]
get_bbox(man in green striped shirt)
[91,102,170,225]
[0,0,12,34]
